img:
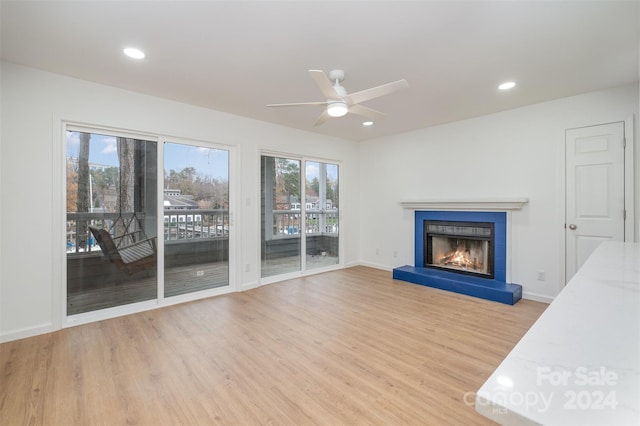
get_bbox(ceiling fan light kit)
[267,69,408,126]
[327,101,348,117]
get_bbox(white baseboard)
[522,291,553,304]
[355,261,394,271]
[0,322,55,343]
[240,280,259,291]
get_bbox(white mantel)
[400,198,529,211]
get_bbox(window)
[261,155,339,278]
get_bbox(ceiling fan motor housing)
[329,69,345,82]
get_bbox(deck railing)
[66,210,229,254]
[270,209,339,237]
[163,210,229,241]
[67,208,338,254]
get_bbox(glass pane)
[66,130,157,315]
[163,143,229,297]
[305,161,339,270]
[261,156,301,277]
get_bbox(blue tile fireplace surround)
[393,210,522,304]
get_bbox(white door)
[565,122,625,282]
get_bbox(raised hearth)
[393,209,523,305]
[393,265,522,305]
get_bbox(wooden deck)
[261,253,339,277]
[67,261,229,315]
[2,266,547,425]
[68,255,339,315]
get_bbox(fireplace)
[424,220,494,279]
[393,209,522,305]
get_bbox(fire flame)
[439,248,481,270]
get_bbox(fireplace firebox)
[424,220,494,279]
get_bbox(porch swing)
[88,151,157,275]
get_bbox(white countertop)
[475,241,640,425]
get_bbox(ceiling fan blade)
[314,109,331,126]
[267,101,327,107]
[344,79,408,105]
[348,104,387,121]
[309,70,342,101]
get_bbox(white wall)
[0,62,360,342]
[1,61,637,342]
[358,84,638,302]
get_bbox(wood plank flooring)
[1,266,547,425]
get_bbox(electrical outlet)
[196,270,204,277]
[536,270,546,281]
[393,250,398,258]
[375,248,380,255]
[245,263,251,272]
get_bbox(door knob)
[568,224,577,230]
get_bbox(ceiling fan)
[267,69,409,126]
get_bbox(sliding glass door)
[66,126,232,316]
[163,142,230,296]
[305,161,339,270]
[261,154,339,278]
[261,156,302,277]
[66,128,158,315]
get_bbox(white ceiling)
[1,1,638,142]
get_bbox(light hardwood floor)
[1,266,547,425]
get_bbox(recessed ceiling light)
[363,121,374,126]
[498,81,516,91]
[123,47,145,59]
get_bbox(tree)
[66,160,78,212]
[116,137,135,239]
[92,167,118,191]
[275,158,300,203]
[165,167,196,195]
[309,177,319,196]
[164,167,229,210]
[76,133,90,247]
[90,167,118,211]
[326,179,338,207]
[216,179,230,209]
